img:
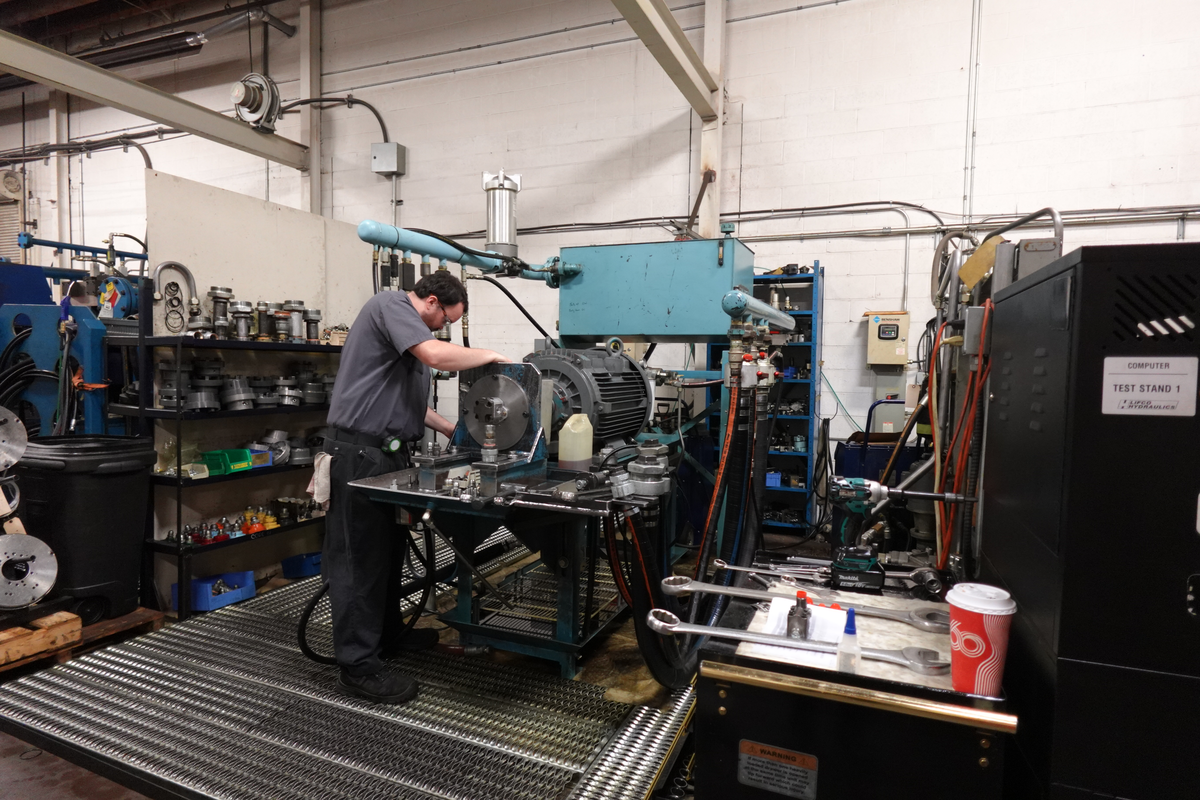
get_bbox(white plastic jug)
[558,413,593,471]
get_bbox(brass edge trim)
[698,661,1018,734]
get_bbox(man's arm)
[424,407,456,439]
[409,339,509,371]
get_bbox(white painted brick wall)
[1,0,1199,438]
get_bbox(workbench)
[693,583,1018,800]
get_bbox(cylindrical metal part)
[208,286,233,320]
[283,300,306,342]
[255,301,271,340]
[230,300,254,341]
[303,308,322,343]
[482,170,521,258]
[273,309,291,342]
[301,382,326,405]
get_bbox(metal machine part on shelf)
[182,390,219,412]
[303,309,322,343]
[255,301,271,340]
[283,300,306,343]
[230,301,254,341]
[524,345,654,447]
[272,309,291,342]
[301,382,326,405]
[290,446,314,466]
[219,378,256,411]
[262,429,291,464]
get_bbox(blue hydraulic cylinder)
[722,288,796,331]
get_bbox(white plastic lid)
[946,583,1017,615]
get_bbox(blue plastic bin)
[171,570,255,612]
[765,471,782,487]
[281,552,322,579]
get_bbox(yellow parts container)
[558,413,593,472]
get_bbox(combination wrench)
[646,608,950,675]
[662,575,951,633]
[713,558,944,597]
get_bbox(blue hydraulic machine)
[350,217,789,678]
[0,233,148,435]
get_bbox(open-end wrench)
[646,608,950,675]
[713,558,826,582]
[662,575,950,633]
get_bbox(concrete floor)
[0,730,150,800]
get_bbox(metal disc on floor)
[0,406,28,471]
[0,534,57,610]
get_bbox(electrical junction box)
[371,142,407,177]
[863,311,909,366]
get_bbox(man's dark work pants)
[321,438,412,677]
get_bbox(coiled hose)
[298,525,439,665]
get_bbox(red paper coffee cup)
[946,583,1017,696]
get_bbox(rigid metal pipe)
[870,456,935,516]
[981,207,1063,246]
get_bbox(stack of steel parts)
[0,529,694,800]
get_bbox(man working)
[323,271,508,703]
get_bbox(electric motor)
[525,347,653,446]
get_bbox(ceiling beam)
[610,0,718,120]
[0,30,308,170]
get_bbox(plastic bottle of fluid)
[558,413,594,472]
[837,608,861,674]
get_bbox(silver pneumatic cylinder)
[482,170,521,258]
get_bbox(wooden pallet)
[0,607,164,674]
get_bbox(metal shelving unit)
[702,268,823,533]
[757,268,823,530]
[109,324,339,619]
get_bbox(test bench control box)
[864,310,909,365]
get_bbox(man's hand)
[490,351,512,363]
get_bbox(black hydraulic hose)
[957,396,986,576]
[717,390,752,564]
[299,526,441,665]
[641,342,656,364]
[0,328,31,370]
[742,388,772,568]
[405,228,522,266]
[623,510,697,689]
[280,96,390,143]
[470,276,556,341]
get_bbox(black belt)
[328,426,385,448]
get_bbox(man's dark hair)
[413,271,468,312]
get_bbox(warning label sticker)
[1102,356,1198,417]
[737,740,818,799]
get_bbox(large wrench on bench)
[662,575,951,634]
[646,608,950,676]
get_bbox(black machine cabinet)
[981,243,1200,799]
[694,603,1013,800]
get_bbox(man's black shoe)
[381,627,440,658]
[337,669,418,704]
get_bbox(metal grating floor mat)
[0,534,692,800]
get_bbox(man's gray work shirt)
[327,292,433,440]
